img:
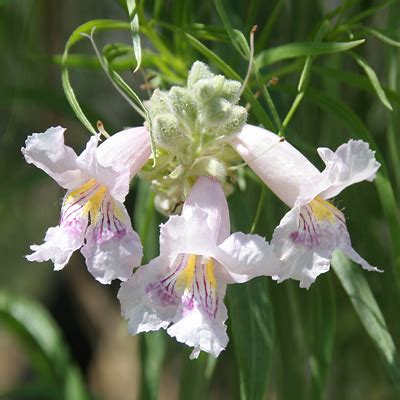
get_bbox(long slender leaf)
[350,51,393,111]
[126,0,142,72]
[332,252,400,393]
[61,19,130,134]
[256,39,365,68]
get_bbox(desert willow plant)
[9,0,400,399]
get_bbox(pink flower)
[229,124,382,288]
[22,126,151,284]
[118,176,278,358]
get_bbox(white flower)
[22,126,151,284]
[118,176,278,358]
[229,124,382,288]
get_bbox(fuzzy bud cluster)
[141,62,247,214]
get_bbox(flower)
[228,124,382,288]
[118,176,278,358]
[21,126,151,284]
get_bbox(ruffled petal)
[159,207,220,260]
[21,126,83,189]
[26,225,85,271]
[271,198,380,288]
[182,176,230,244]
[228,124,320,207]
[167,285,229,359]
[81,194,143,284]
[298,139,380,204]
[216,232,279,283]
[118,257,176,334]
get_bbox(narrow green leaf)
[126,0,142,72]
[213,0,250,58]
[332,252,400,393]
[306,275,335,400]
[360,27,400,48]
[0,291,90,398]
[61,19,130,134]
[350,51,393,111]
[228,279,274,400]
[179,352,217,400]
[256,40,365,68]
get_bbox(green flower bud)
[200,98,233,129]
[153,114,191,154]
[144,89,172,119]
[217,105,248,136]
[170,87,198,125]
[221,80,242,103]
[187,61,214,87]
[192,75,225,103]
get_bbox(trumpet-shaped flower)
[118,176,278,358]
[22,126,151,284]
[229,124,381,288]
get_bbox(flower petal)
[182,176,230,244]
[167,287,229,359]
[95,126,151,178]
[80,194,143,284]
[216,232,279,283]
[228,124,320,207]
[159,207,221,260]
[118,257,175,333]
[271,198,380,288]
[21,126,83,189]
[77,128,151,202]
[26,225,85,271]
[298,139,380,204]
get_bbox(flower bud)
[187,61,214,87]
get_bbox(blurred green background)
[1,0,399,399]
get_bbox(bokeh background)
[1,0,399,399]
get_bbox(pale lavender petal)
[21,126,84,189]
[95,126,151,178]
[228,124,320,207]
[298,139,380,204]
[81,194,143,284]
[26,225,85,271]
[216,232,279,283]
[159,208,219,260]
[182,176,230,244]
[118,257,175,333]
[272,198,380,288]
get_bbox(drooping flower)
[228,124,382,288]
[118,176,278,358]
[22,126,151,284]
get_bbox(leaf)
[350,51,393,111]
[332,251,400,394]
[0,291,90,399]
[360,27,400,48]
[228,278,274,400]
[213,0,250,58]
[61,19,130,134]
[306,275,335,400]
[126,0,142,72]
[256,40,365,68]
[179,352,217,400]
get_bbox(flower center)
[148,253,219,318]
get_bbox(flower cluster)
[22,62,381,357]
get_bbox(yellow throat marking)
[309,196,337,222]
[66,179,108,223]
